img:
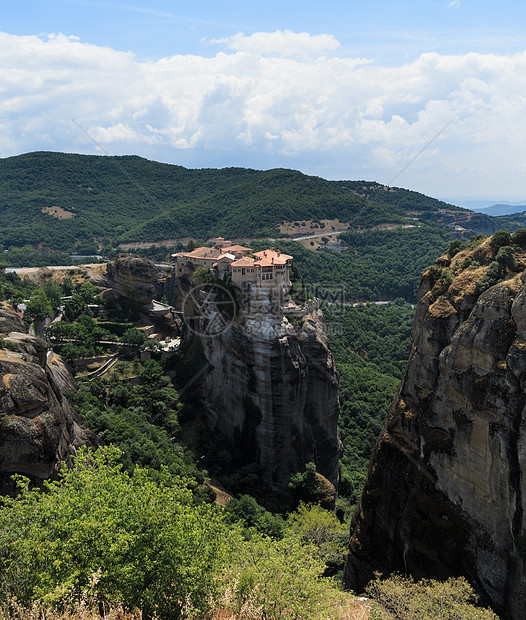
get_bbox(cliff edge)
[190,283,341,496]
[0,310,101,495]
[344,234,526,619]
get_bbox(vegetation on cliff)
[365,574,498,619]
[324,301,414,506]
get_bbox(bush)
[0,337,20,352]
[288,462,335,507]
[0,447,226,619]
[25,289,52,321]
[365,573,498,619]
[495,245,517,271]
[287,502,348,570]
[120,327,146,346]
[476,261,502,294]
[489,230,512,255]
[225,494,285,539]
[447,239,463,258]
[440,269,454,290]
[220,532,344,619]
[512,228,526,248]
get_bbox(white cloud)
[1,30,526,199]
[447,1,462,9]
[210,30,341,59]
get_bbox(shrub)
[220,532,344,619]
[0,337,20,352]
[0,446,227,619]
[287,502,348,570]
[25,289,53,321]
[225,494,285,539]
[476,261,502,294]
[120,327,146,346]
[437,268,454,293]
[447,239,463,258]
[512,228,526,248]
[495,245,517,271]
[489,230,512,255]
[365,573,499,619]
[288,462,335,507]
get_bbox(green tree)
[61,277,74,295]
[287,502,348,570]
[495,245,517,271]
[447,239,463,258]
[221,532,344,619]
[0,446,226,618]
[512,228,526,248]
[288,462,335,507]
[43,280,63,310]
[77,281,100,304]
[224,494,285,539]
[121,327,146,346]
[489,230,512,254]
[476,261,502,294]
[25,289,52,321]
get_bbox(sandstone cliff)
[106,255,159,304]
[196,287,341,495]
[344,237,526,619]
[0,311,100,495]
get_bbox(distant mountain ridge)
[470,203,526,216]
[0,151,499,252]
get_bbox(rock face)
[197,288,340,494]
[344,242,526,619]
[106,256,159,304]
[0,311,101,495]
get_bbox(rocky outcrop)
[106,256,159,304]
[344,239,526,619]
[196,285,340,495]
[106,257,183,339]
[0,311,101,495]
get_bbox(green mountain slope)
[0,151,478,251]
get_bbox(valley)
[0,153,520,619]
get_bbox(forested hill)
[0,151,477,252]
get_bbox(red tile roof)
[231,257,255,267]
[177,247,220,259]
[253,249,293,265]
[223,244,254,253]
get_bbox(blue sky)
[1,0,526,202]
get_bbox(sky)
[1,1,526,204]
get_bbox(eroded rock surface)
[199,291,340,495]
[0,311,100,495]
[344,242,526,619]
[106,256,159,304]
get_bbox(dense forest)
[0,151,470,252]
[323,301,414,506]
[250,226,449,302]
